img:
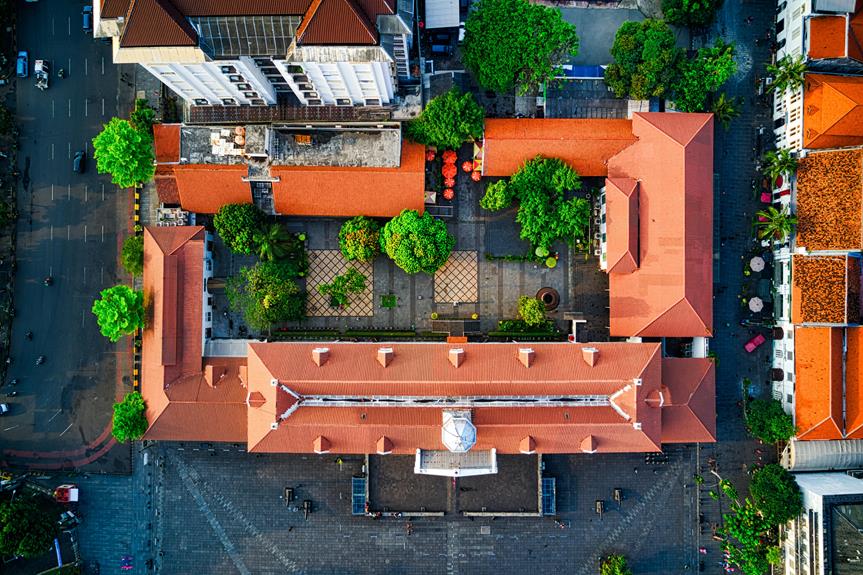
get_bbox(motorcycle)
[58,68,65,79]
[6,391,17,397]
[43,276,53,286]
[36,355,45,366]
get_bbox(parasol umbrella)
[749,256,765,272]
[748,297,764,313]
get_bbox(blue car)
[16,51,28,78]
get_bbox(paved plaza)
[305,250,374,317]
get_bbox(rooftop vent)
[312,347,330,367]
[449,348,465,368]
[270,378,278,387]
[518,348,535,368]
[378,347,394,367]
[582,347,599,367]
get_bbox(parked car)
[82,5,93,32]
[73,150,85,173]
[16,51,28,78]
[0,403,9,415]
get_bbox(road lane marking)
[51,184,54,200]
[68,99,71,118]
[48,409,62,423]
[50,225,53,241]
[85,185,88,202]
[60,422,73,436]
[49,266,53,277]
[67,184,71,200]
[67,142,71,159]
[83,267,86,283]
[84,58,88,76]
[3,426,19,432]
[52,17,55,36]
[101,225,104,242]
[84,225,87,242]
[52,99,55,118]
[101,57,104,75]
[101,267,104,284]
[85,99,88,117]
[101,98,105,116]
[51,143,54,160]
[67,17,71,36]
[67,225,70,240]
[101,184,105,200]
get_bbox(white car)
[0,403,9,415]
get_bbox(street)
[2,0,131,469]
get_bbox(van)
[82,6,93,32]
[73,151,85,173]
[16,51,28,78]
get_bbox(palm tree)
[756,206,797,243]
[762,148,798,181]
[767,55,806,94]
[253,223,293,262]
[710,93,742,129]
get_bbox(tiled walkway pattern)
[434,251,479,303]
[305,250,374,317]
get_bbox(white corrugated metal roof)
[782,439,863,471]
[425,0,459,29]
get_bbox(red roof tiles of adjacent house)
[120,0,198,48]
[141,226,247,442]
[102,0,132,19]
[296,0,380,45]
[172,164,251,213]
[605,177,639,275]
[808,16,850,59]
[607,113,714,338]
[242,342,715,454]
[154,124,181,163]
[660,358,716,443]
[845,327,863,438]
[795,327,845,440]
[803,74,863,149]
[270,140,425,217]
[482,119,637,177]
[791,255,860,324]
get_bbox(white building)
[94,0,413,108]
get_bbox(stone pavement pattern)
[305,250,374,317]
[434,250,478,303]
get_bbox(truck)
[34,59,49,91]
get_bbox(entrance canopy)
[415,448,498,477]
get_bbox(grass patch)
[380,294,398,308]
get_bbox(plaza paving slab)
[434,250,478,303]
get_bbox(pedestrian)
[745,15,753,24]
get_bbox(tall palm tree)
[762,148,798,181]
[710,93,742,130]
[756,206,798,243]
[767,55,806,94]
[254,223,293,262]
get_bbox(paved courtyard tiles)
[434,250,479,303]
[306,250,374,317]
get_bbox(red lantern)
[444,177,456,188]
[461,160,473,172]
[442,150,457,164]
[443,188,455,200]
[471,171,481,182]
[442,163,457,179]
[425,149,436,162]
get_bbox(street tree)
[121,235,144,277]
[662,0,724,28]
[92,117,156,188]
[112,391,149,443]
[92,285,145,342]
[339,216,381,262]
[479,180,516,211]
[605,19,683,100]
[673,40,737,112]
[768,55,806,93]
[711,92,743,129]
[380,210,455,274]
[213,203,265,255]
[226,261,305,330]
[745,398,797,443]
[756,206,797,243]
[462,0,579,94]
[720,499,774,575]
[762,148,798,181]
[405,89,485,150]
[518,296,546,326]
[601,554,633,575]
[0,494,61,559]
[749,464,803,526]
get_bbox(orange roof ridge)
[794,327,845,440]
[633,112,713,148]
[120,0,198,48]
[297,0,378,45]
[295,0,326,43]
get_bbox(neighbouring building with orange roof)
[152,123,425,218]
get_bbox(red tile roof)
[660,358,716,443]
[607,113,714,338]
[120,0,198,48]
[846,327,863,438]
[101,0,132,18]
[172,164,251,213]
[482,119,637,177]
[605,177,639,275]
[297,0,379,45]
[141,226,247,442]
[242,342,715,454]
[803,74,863,149]
[808,16,849,60]
[795,327,845,440]
[270,140,425,217]
[153,124,181,163]
[791,255,860,324]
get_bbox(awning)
[424,0,459,29]
[414,448,498,477]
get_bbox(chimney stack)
[311,347,330,367]
[449,348,465,368]
[582,347,599,367]
[377,347,394,367]
[518,348,535,368]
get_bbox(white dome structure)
[441,410,476,453]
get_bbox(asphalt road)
[2,0,130,459]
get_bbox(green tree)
[92,285,145,342]
[317,267,368,307]
[92,117,155,188]
[0,494,60,559]
[605,19,683,100]
[213,203,265,255]
[768,55,806,93]
[380,210,455,274]
[518,296,546,326]
[112,391,148,443]
[120,235,144,277]
[226,261,305,330]
[339,216,381,262]
[405,89,485,150]
[720,499,774,575]
[762,148,798,181]
[749,464,803,526]
[711,92,743,129]
[130,98,155,134]
[601,554,633,575]
[756,206,797,243]
[462,0,579,94]
[253,222,295,262]
[673,40,737,112]
[479,180,516,211]
[745,398,797,443]
[662,0,724,27]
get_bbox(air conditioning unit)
[594,249,602,256]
